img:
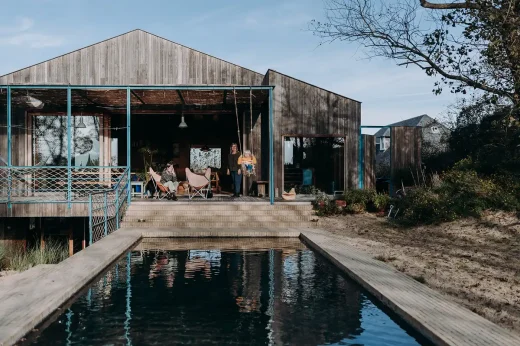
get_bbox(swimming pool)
[24,239,429,345]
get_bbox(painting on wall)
[190,148,221,172]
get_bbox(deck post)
[126,88,131,205]
[6,86,11,209]
[269,87,274,205]
[67,87,72,208]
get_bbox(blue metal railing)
[0,166,128,204]
[88,167,129,244]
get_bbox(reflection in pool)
[27,241,428,345]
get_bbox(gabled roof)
[374,114,439,137]
[0,29,264,85]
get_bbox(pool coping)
[0,228,518,346]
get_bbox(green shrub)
[345,203,365,214]
[313,191,338,216]
[394,163,520,225]
[344,189,376,207]
[394,187,456,225]
[372,193,391,211]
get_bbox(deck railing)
[0,165,130,244]
[0,166,128,203]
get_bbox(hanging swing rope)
[250,87,253,154]
[233,87,242,152]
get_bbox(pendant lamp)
[76,114,87,129]
[179,114,188,128]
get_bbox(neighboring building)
[374,114,448,176]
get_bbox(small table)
[131,181,144,198]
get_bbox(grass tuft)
[0,240,68,272]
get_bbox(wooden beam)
[177,90,186,105]
[68,227,74,257]
[131,90,145,104]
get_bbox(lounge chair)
[149,168,175,200]
[185,168,211,199]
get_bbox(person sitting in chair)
[161,162,179,200]
[238,150,257,177]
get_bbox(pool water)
[26,242,429,345]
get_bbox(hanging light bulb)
[201,145,210,152]
[179,114,188,128]
[76,113,86,128]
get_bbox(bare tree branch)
[419,0,479,10]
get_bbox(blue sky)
[0,0,457,128]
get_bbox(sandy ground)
[319,211,520,335]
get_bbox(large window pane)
[284,136,345,193]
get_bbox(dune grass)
[0,240,68,272]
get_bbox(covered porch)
[0,85,275,217]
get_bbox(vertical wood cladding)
[266,70,361,195]
[390,126,422,178]
[0,30,263,86]
[362,134,376,190]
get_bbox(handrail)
[88,167,130,245]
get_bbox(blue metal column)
[358,128,364,189]
[67,87,72,208]
[269,87,274,205]
[126,88,131,205]
[6,86,11,208]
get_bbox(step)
[126,204,312,212]
[123,215,312,223]
[121,221,316,229]
[125,210,315,217]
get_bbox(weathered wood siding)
[390,126,422,178]
[265,70,361,195]
[0,203,89,218]
[0,30,263,85]
[362,134,376,190]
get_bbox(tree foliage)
[311,0,520,110]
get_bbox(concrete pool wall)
[0,228,519,346]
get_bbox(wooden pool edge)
[300,229,520,346]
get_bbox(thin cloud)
[0,17,34,33]
[0,33,64,48]
[0,17,63,48]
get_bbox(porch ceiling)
[0,88,268,111]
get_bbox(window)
[431,126,440,134]
[379,137,390,150]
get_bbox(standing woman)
[227,143,242,197]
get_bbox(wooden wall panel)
[390,126,422,179]
[0,30,264,86]
[362,134,376,190]
[267,70,361,195]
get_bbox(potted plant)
[138,146,158,181]
[373,193,390,216]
